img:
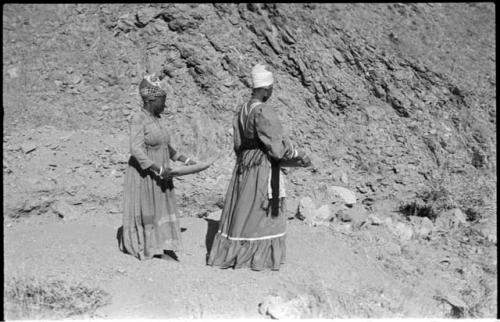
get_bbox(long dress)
[120,108,182,260]
[207,100,298,271]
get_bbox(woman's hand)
[178,155,197,166]
[301,155,312,167]
[160,162,173,178]
[150,163,172,178]
[296,151,312,167]
[150,164,161,175]
[160,166,172,178]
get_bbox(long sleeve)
[129,113,154,170]
[255,104,297,161]
[233,113,242,154]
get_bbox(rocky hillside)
[4,3,496,214]
[3,3,497,319]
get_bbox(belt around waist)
[145,144,163,150]
[240,141,262,151]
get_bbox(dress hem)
[207,232,286,271]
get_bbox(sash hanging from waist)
[239,139,282,217]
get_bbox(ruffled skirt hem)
[207,232,286,271]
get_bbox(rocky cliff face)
[3,3,496,222]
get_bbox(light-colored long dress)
[120,108,182,260]
[207,101,298,271]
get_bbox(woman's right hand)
[150,164,171,178]
[150,164,161,175]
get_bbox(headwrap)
[251,63,274,88]
[139,74,166,99]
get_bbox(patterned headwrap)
[139,74,166,99]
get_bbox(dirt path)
[5,209,450,319]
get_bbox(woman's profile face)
[263,86,273,102]
[153,96,167,115]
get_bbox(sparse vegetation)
[398,200,436,222]
[464,207,482,223]
[4,276,111,320]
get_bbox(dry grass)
[4,276,111,320]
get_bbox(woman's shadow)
[116,218,220,262]
[204,218,219,262]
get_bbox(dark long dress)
[120,109,182,260]
[207,101,298,271]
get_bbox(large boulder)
[296,197,317,221]
[435,208,467,230]
[327,186,357,205]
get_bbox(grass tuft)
[4,276,111,320]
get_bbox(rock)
[389,222,413,242]
[435,294,467,318]
[331,222,353,235]
[314,204,333,222]
[136,7,159,26]
[21,142,37,154]
[259,295,302,319]
[450,208,467,224]
[7,66,19,79]
[329,203,348,220]
[206,209,222,221]
[340,172,348,184]
[117,13,136,33]
[435,208,467,229]
[51,200,79,221]
[361,197,375,206]
[386,242,402,256]
[296,197,316,221]
[107,204,120,214]
[409,216,434,238]
[332,48,345,63]
[327,186,356,205]
[215,196,225,209]
[20,197,52,214]
[368,213,383,225]
[71,75,82,84]
[286,198,299,218]
[356,184,368,194]
[336,204,367,229]
[487,233,496,245]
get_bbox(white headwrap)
[251,64,274,88]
